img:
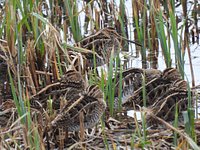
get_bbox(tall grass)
[64,0,82,42]
[0,0,199,149]
[168,0,185,77]
[154,10,171,67]
[3,0,46,149]
[105,49,115,116]
[133,1,147,68]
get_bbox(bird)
[29,69,85,110]
[113,68,162,108]
[51,85,106,132]
[114,67,195,123]
[52,69,86,110]
[80,27,121,68]
[29,70,107,132]
[119,68,183,107]
[146,88,190,125]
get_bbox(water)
[77,0,200,86]
[115,0,200,119]
[122,0,200,86]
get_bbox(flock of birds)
[0,67,197,132]
[115,67,194,123]
[0,28,198,135]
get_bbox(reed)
[64,0,82,42]
[173,103,179,146]
[133,1,147,68]
[0,0,199,149]
[168,0,185,77]
[105,49,115,116]
[154,10,172,67]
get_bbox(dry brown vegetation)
[0,0,200,149]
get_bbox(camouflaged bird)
[80,27,121,68]
[29,69,85,110]
[51,85,106,131]
[29,70,106,132]
[114,67,196,123]
[113,68,162,108]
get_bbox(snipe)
[51,85,106,131]
[30,69,85,110]
[123,68,184,107]
[115,67,195,123]
[30,69,106,132]
[80,27,121,68]
[113,68,162,108]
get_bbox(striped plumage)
[1,67,195,130]
[29,69,85,110]
[114,67,195,122]
[29,69,106,131]
[80,27,121,67]
[51,85,106,131]
[113,68,162,107]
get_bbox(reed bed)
[0,0,199,149]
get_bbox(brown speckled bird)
[30,69,85,110]
[80,27,121,68]
[115,67,195,123]
[113,68,162,108]
[51,85,106,131]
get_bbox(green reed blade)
[64,0,82,42]
[8,68,22,116]
[173,103,178,146]
[107,50,115,116]
[169,0,184,77]
[155,10,171,67]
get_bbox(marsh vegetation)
[0,0,200,149]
